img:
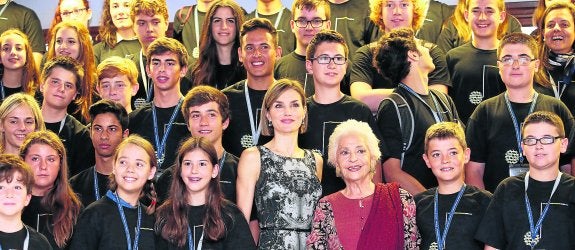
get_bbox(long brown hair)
[97,0,133,48]
[0,29,40,95]
[46,21,95,122]
[192,0,245,88]
[156,137,229,247]
[47,0,91,43]
[19,130,82,248]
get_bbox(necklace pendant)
[359,199,364,208]
[429,242,439,250]
[156,152,165,165]
[524,231,540,247]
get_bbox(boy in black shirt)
[0,154,52,249]
[416,122,492,250]
[476,111,575,249]
[70,100,129,207]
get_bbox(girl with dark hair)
[155,137,255,249]
[20,130,82,249]
[191,0,246,89]
[70,135,157,250]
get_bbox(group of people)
[0,0,574,249]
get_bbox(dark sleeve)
[28,227,53,250]
[466,105,488,163]
[350,45,375,86]
[428,44,451,87]
[376,99,403,161]
[172,7,184,39]
[556,102,575,157]
[223,205,257,249]
[69,125,95,176]
[23,8,45,53]
[436,22,459,55]
[69,209,102,250]
[474,184,507,249]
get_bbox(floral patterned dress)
[255,146,322,249]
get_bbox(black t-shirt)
[222,80,272,157]
[328,0,380,60]
[299,95,381,196]
[0,225,53,250]
[93,39,141,65]
[0,85,23,102]
[416,0,454,44]
[247,8,295,57]
[274,52,315,96]
[0,2,45,54]
[69,166,110,207]
[191,62,246,90]
[44,114,95,177]
[22,196,59,249]
[446,42,505,124]
[437,15,522,55]
[350,41,451,90]
[377,87,460,188]
[70,194,156,250]
[129,103,190,171]
[415,185,492,250]
[475,173,575,249]
[156,151,239,204]
[535,66,575,116]
[155,202,256,250]
[466,93,575,192]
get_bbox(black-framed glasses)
[61,8,88,17]
[310,55,347,65]
[294,18,326,28]
[521,136,562,146]
[498,55,536,66]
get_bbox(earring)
[268,120,272,127]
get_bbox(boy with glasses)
[300,30,380,196]
[465,32,575,192]
[475,111,575,249]
[274,0,331,96]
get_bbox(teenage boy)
[375,28,460,195]
[96,56,140,113]
[274,0,331,96]
[415,122,492,250]
[222,18,282,157]
[0,154,52,250]
[446,0,507,124]
[475,111,575,249]
[465,32,575,192]
[70,100,129,207]
[129,37,189,176]
[130,0,169,110]
[300,29,379,196]
[157,85,238,203]
[248,0,295,56]
[350,0,450,112]
[40,56,94,177]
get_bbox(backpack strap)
[379,92,414,168]
[429,89,456,122]
[177,5,194,29]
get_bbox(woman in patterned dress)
[236,79,323,249]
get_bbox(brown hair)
[20,130,82,248]
[46,0,91,42]
[97,0,134,48]
[182,85,230,124]
[130,0,169,23]
[370,0,425,32]
[292,0,331,20]
[156,137,230,246]
[0,154,34,195]
[306,29,348,60]
[522,111,566,138]
[424,122,467,153]
[260,79,308,136]
[146,37,189,68]
[0,29,40,95]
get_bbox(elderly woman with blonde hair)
[307,119,420,249]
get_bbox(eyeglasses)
[521,136,562,146]
[61,8,88,18]
[498,55,536,66]
[310,55,347,65]
[294,18,326,28]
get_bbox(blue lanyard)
[524,172,562,248]
[0,225,29,250]
[107,191,142,250]
[93,166,100,200]
[399,83,444,123]
[152,98,183,167]
[504,92,538,164]
[187,225,204,250]
[433,184,466,250]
